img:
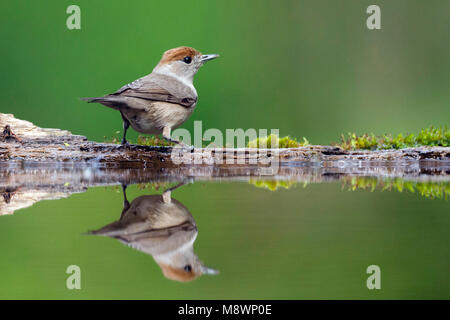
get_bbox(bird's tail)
[83,227,124,237]
[80,95,126,110]
[80,96,117,103]
[80,96,108,103]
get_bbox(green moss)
[249,179,298,191]
[250,177,448,199]
[111,181,172,193]
[247,134,309,148]
[416,127,450,146]
[249,177,449,199]
[104,132,175,147]
[104,127,448,150]
[136,181,172,191]
[103,131,122,144]
[339,133,378,150]
[344,177,450,200]
[339,127,449,150]
[136,135,175,147]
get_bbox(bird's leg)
[162,189,172,204]
[161,179,193,203]
[166,181,186,192]
[162,126,193,149]
[162,126,179,144]
[162,182,181,204]
[120,184,130,219]
[120,112,130,146]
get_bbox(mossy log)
[1,113,448,167]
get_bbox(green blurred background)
[1,0,449,143]
[0,0,449,300]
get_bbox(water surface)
[0,168,448,299]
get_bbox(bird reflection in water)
[88,182,218,282]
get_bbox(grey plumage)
[82,73,197,109]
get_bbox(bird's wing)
[113,73,197,107]
[117,223,196,242]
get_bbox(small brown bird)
[88,183,218,282]
[82,46,219,145]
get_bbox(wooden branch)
[0,113,448,167]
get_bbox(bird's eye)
[184,265,192,272]
[183,56,192,64]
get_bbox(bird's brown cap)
[158,263,200,282]
[158,46,202,65]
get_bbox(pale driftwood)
[0,113,449,167]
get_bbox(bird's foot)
[163,178,193,194]
[163,137,194,151]
[183,177,195,185]
[177,143,195,151]
[116,140,131,149]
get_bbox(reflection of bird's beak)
[201,266,219,275]
[201,54,219,62]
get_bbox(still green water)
[1,0,448,300]
[0,180,448,299]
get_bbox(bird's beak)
[201,54,219,62]
[201,266,219,275]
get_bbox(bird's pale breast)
[123,101,195,135]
